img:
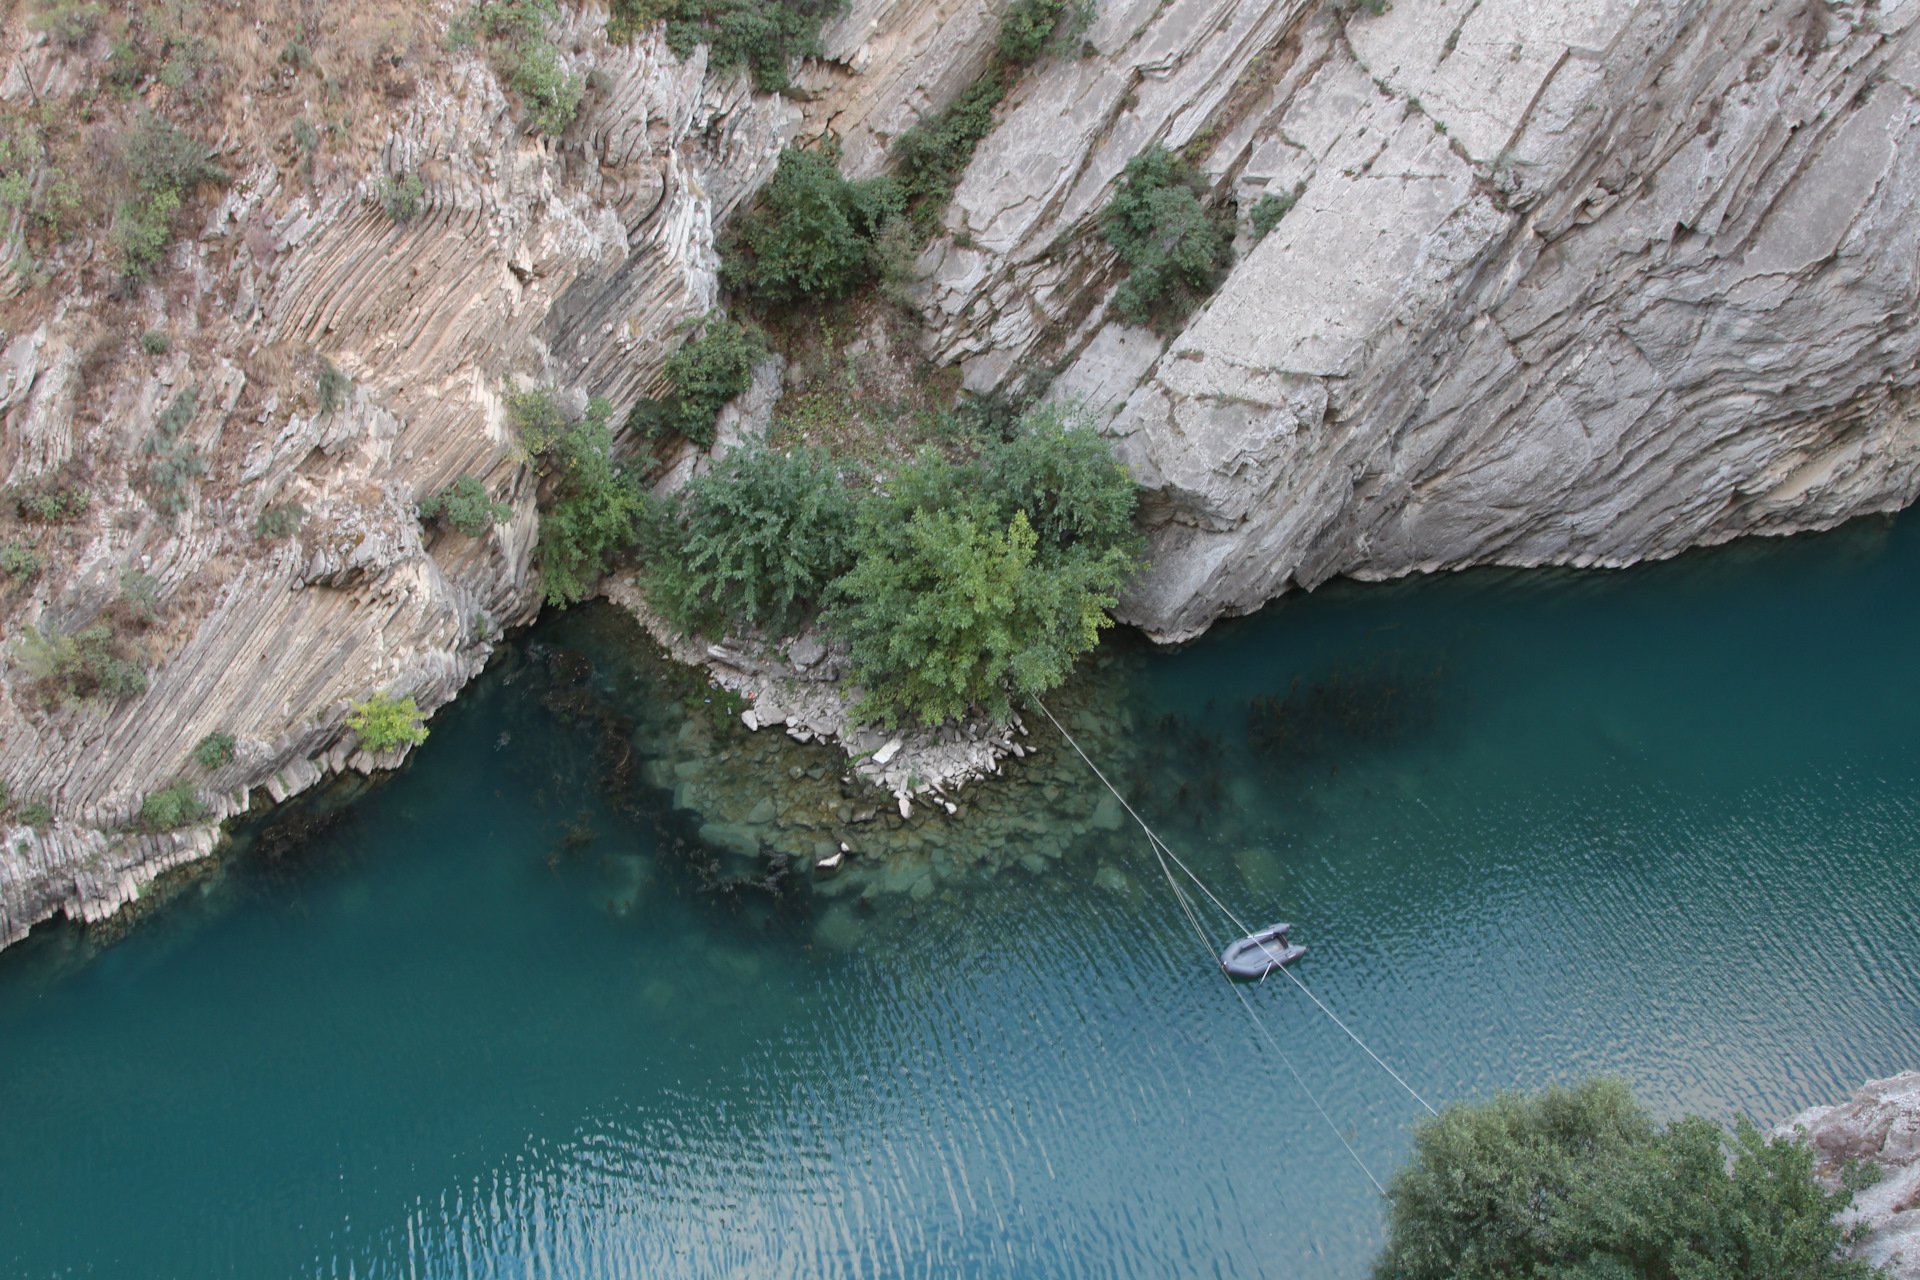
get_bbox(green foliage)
[138,781,207,832]
[613,0,846,93]
[0,121,78,240]
[994,0,1093,66]
[254,503,305,541]
[142,384,205,516]
[140,329,171,355]
[375,172,424,222]
[114,114,223,280]
[893,73,1006,232]
[828,506,1118,727]
[1,542,45,584]
[1374,1078,1876,1280]
[721,148,904,306]
[823,407,1139,727]
[418,473,510,537]
[118,568,163,625]
[15,481,89,523]
[1099,146,1234,332]
[33,1,105,48]
[346,691,429,753]
[191,731,236,769]
[158,33,218,106]
[315,357,351,414]
[457,0,585,135]
[15,798,53,829]
[14,622,148,704]
[517,391,649,606]
[1248,187,1297,238]
[625,313,768,448]
[650,444,860,636]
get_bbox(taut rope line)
[1028,695,1439,1119]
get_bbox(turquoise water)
[3,515,1919,1278]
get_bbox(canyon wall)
[5,0,1920,944]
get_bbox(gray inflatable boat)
[1220,923,1305,979]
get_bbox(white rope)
[1029,695,1439,1118]
[1130,757,1389,1198]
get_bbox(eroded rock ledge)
[1779,1071,1920,1278]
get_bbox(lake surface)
[4,515,1918,1279]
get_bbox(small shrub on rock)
[1099,146,1234,332]
[118,567,164,626]
[1,542,45,584]
[138,781,207,832]
[315,357,350,414]
[254,503,305,541]
[375,172,425,222]
[346,691,429,753]
[114,114,224,281]
[612,0,845,93]
[140,329,171,355]
[624,313,768,448]
[15,622,149,705]
[191,731,236,769]
[14,481,89,523]
[15,798,53,830]
[516,391,650,606]
[1248,187,1298,239]
[721,148,904,306]
[417,473,511,536]
[142,384,205,516]
[457,0,585,135]
[994,0,1093,66]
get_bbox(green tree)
[827,506,1123,727]
[1099,146,1233,332]
[417,473,510,536]
[721,148,903,305]
[346,692,429,753]
[651,444,859,636]
[1374,1078,1875,1280]
[191,731,236,769]
[517,391,649,606]
[624,313,768,448]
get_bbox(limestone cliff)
[4,0,1920,947]
[916,0,1920,639]
[1779,1071,1920,1278]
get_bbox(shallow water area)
[3,514,1919,1278]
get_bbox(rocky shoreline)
[1778,1071,1920,1279]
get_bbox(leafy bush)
[1,542,45,584]
[15,798,53,830]
[613,0,845,93]
[418,473,511,536]
[1374,1078,1874,1280]
[994,0,1093,66]
[375,172,425,222]
[113,114,223,280]
[315,357,350,414]
[894,73,1006,232]
[827,507,1120,727]
[118,568,163,626]
[1248,187,1298,238]
[721,148,904,306]
[822,408,1139,727]
[458,0,585,135]
[15,623,148,704]
[624,313,768,448]
[517,391,650,606]
[15,481,89,523]
[142,384,205,516]
[138,781,207,832]
[1099,147,1234,332]
[254,503,305,541]
[140,329,171,355]
[346,691,429,753]
[649,444,859,636]
[33,1,105,49]
[191,731,236,769]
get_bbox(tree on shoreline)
[1373,1078,1875,1280]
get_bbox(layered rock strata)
[1779,1070,1920,1278]
[918,0,1920,639]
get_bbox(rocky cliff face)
[917,0,1920,639]
[4,0,1919,946]
[1779,1071,1920,1278]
